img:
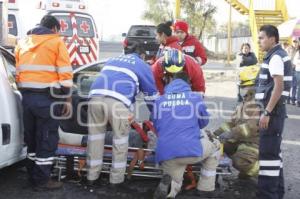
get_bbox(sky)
[17,0,300,41]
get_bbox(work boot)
[193,189,223,198]
[291,101,296,106]
[83,180,98,193]
[153,174,172,199]
[34,180,63,191]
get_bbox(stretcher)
[53,121,232,187]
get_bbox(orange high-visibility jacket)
[15,33,73,89]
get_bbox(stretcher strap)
[131,121,149,142]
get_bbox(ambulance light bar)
[79,4,85,9]
[39,0,87,12]
[52,2,60,7]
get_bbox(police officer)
[152,49,220,199]
[86,42,158,190]
[255,25,292,199]
[213,81,260,179]
[15,15,73,190]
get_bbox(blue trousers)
[288,72,297,102]
[21,91,61,185]
[296,72,300,102]
[257,106,286,199]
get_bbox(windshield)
[74,62,104,96]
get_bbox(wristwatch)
[263,109,271,117]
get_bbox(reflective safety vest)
[255,44,293,108]
[15,31,73,89]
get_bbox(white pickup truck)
[0,46,26,169]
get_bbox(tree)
[142,0,174,24]
[142,0,217,40]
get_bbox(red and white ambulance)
[37,0,100,68]
[7,0,21,39]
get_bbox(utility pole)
[227,3,232,65]
[175,0,180,19]
[0,0,8,46]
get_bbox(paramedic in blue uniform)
[256,25,292,199]
[86,42,158,190]
[152,49,221,199]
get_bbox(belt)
[19,88,50,94]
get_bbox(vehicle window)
[55,15,73,37]
[74,63,104,96]
[128,26,156,37]
[8,14,18,36]
[0,53,17,90]
[76,17,95,38]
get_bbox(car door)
[0,49,25,169]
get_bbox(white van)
[0,46,26,169]
[36,0,100,68]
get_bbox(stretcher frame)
[53,144,232,182]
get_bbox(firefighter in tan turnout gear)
[213,65,261,178]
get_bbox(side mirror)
[122,33,127,37]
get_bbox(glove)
[218,131,233,143]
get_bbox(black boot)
[153,174,172,199]
[83,180,98,193]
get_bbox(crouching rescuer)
[151,49,221,198]
[213,69,261,179]
[15,15,73,190]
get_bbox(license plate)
[79,46,90,54]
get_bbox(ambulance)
[7,0,21,39]
[37,0,100,67]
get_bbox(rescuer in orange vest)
[15,15,73,191]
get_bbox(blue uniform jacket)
[152,79,209,163]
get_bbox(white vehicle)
[36,0,100,68]
[0,46,26,169]
[7,0,22,39]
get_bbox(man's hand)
[62,97,72,117]
[219,131,232,143]
[259,114,270,129]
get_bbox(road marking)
[282,140,300,146]
[207,109,300,120]
[287,114,300,120]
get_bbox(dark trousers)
[21,91,61,185]
[288,72,297,102]
[257,111,286,199]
